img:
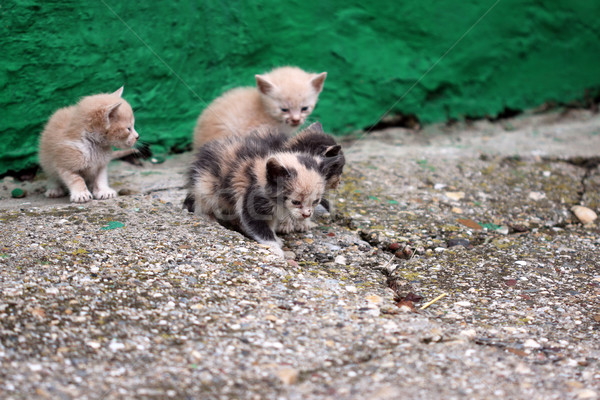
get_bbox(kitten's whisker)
[344,0,502,150]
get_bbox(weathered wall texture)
[1,0,599,174]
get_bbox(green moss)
[2,1,600,174]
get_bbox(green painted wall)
[2,0,600,175]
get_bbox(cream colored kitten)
[38,87,139,203]
[192,66,327,149]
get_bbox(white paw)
[46,187,66,198]
[294,219,316,232]
[94,188,117,200]
[262,240,284,258]
[70,190,93,203]
[270,245,284,258]
[276,219,295,234]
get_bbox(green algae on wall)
[1,0,600,175]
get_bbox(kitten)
[185,133,329,258]
[192,66,327,149]
[38,87,139,203]
[252,122,345,212]
[283,122,345,192]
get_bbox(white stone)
[523,339,541,349]
[335,255,347,265]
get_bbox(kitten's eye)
[313,199,320,205]
[301,106,309,112]
[280,108,289,113]
[127,127,132,132]
[291,200,301,206]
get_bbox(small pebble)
[523,339,541,349]
[11,188,26,198]
[447,238,470,248]
[571,206,597,225]
[275,368,299,385]
[528,191,546,201]
[334,255,346,265]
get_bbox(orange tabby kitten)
[192,66,327,149]
[38,87,139,203]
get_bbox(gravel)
[1,109,599,399]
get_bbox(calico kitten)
[38,87,139,203]
[192,66,327,149]
[250,122,345,212]
[284,122,345,192]
[185,133,329,258]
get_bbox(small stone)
[28,364,43,372]
[389,242,401,251]
[451,207,463,214]
[303,238,314,244]
[11,188,26,198]
[365,295,382,305]
[447,238,470,248]
[109,341,125,351]
[459,329,477,339]
[90,266,100,274]
[118,188,138,196]
[571,206,597,225]
[523,339,541,349]
[87,341,101,349]
[334,255,346,265]
[496,225,509,235]
[275,367,299,385]
[287,260,299,267]
[345,285,357,293]
[283,251,296,260]
[150,155,165,164]
[445,191,465,201]
[510,223,529,232]
[528,191,546,201]
[515,261,527,266]
[577,389,598,399]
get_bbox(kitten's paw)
[94,188,117,200]
[269,244,284,258]
[46,187,66,198]
[294,219,317,232]
[70,190,93,203]
[276,219,296,234]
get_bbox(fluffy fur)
[38,87,139,203]
[249,122,346,212]
[192,66,327,149]
[185,131,332,258]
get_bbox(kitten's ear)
[306,121,324,134]
[255,75,276,95]
[112,86,124,97]
[105,102,122,126]
[266,158,290,183]
[311,72,327,93]
[323,144,342,157]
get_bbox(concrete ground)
[1,109,599,399]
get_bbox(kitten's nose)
[302,210,312,218]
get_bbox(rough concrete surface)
[1,109,599,399]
